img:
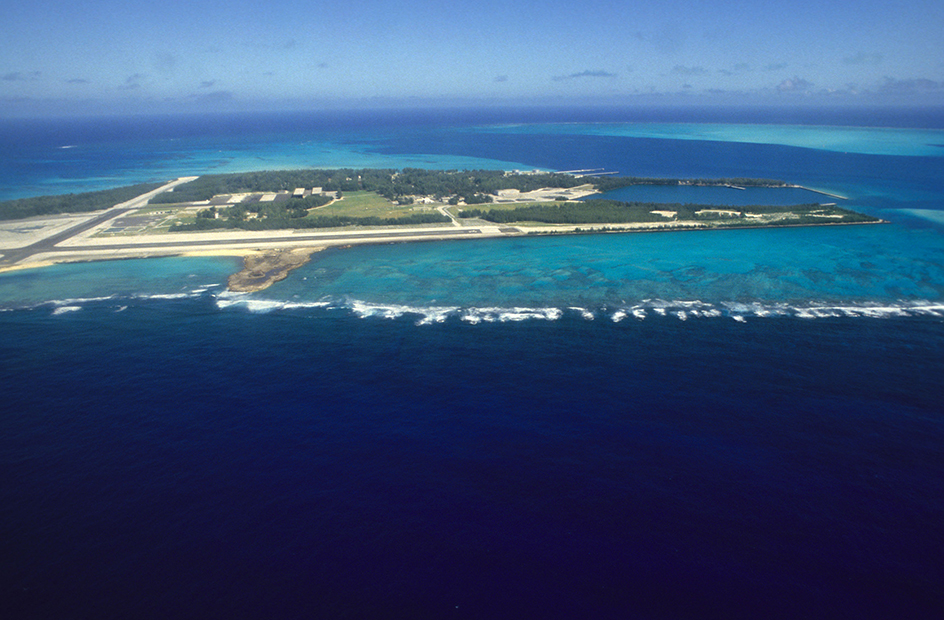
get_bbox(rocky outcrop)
[227,247,324,292]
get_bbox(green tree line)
[0,182,165,220]
[590,176,788,192]
[152,169,789,206]
[150,168,589,205]
[171,211,450,232]
[460,200,876,225]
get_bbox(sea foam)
[461,306,563,324]
[208,291,944,324]
[349,300,460,325]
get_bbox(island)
[0,168,882,291]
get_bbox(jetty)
[558,168,620,177]
[793,185,848,200]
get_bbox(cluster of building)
[291,187,324,198]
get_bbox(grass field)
[457,200,569,213]
[311,191,441,219]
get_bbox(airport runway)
[1,179,524,269]
[0,178,195,266]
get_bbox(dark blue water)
[2,106,944,619]
[1,303,942,619]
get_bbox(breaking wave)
[31,286,223,314]
[19,289,944,324]
[212,295,944,324]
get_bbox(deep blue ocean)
[1,106,943,619]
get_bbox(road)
[50,227,485,254]
[0,178,196,266]
[438,205,462,226]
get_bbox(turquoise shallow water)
[477,122,944,157]
[6,221,940,322]
[224,222,944,321]
[0,257,238,309]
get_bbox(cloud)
[844,52,883,66]
[199,80,216,89]
[189,90,235,103]
[2,71,40,82]
[155,53,177,73]
[494,75,509,83]
[552,70,617,82]
[121,74,146,90]
[877,77,942,93]
[777,76,814,92]
[671,65,707,76]
[764,63,788,71]
[719,63,752,77]
[633,23,686,56]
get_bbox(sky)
[2,0,943,116]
